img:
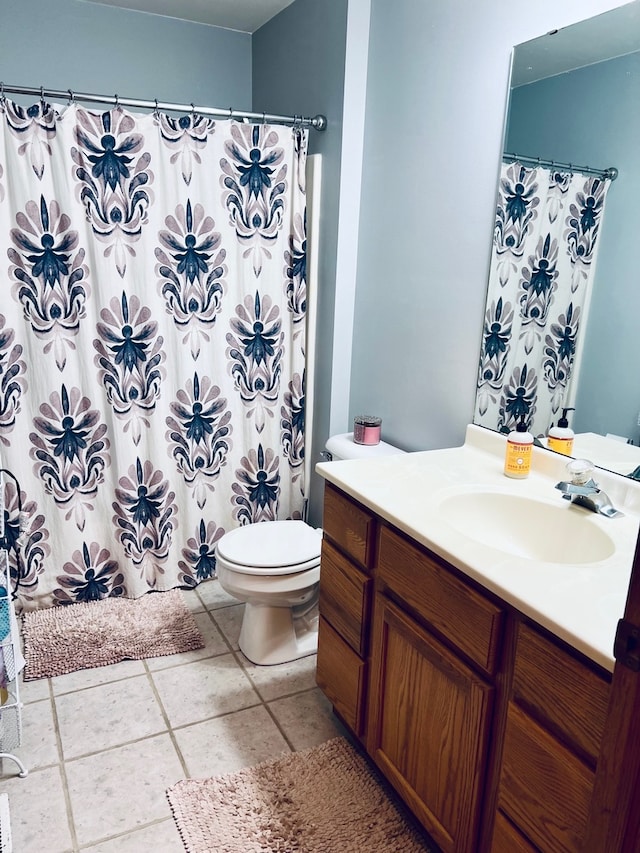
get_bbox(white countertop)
[316,424,640,672]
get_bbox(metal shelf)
[0,476,27,779]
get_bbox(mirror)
[474,2,640,477]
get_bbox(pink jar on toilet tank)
[353,415,382,445]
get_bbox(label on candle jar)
[354,415,382,445]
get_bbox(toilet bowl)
[216,520,322,665]
[215,432,405,665]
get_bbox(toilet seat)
[216,520,322,575]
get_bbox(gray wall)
[253,0,349,525]
[348,0,631,456]
[507,53,640,441]
[0,0,251,107]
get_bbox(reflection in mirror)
[474,2,640,477]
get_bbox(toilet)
[215,432,405,665]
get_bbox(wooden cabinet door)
[367,595,494,853]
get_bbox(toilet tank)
[325,432,406,461]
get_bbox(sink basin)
[438,491,615,564]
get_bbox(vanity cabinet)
[316,482,613,853]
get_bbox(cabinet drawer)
[322,484,376,567]
[316,616,367,736]
[377,525,503,674]
[512,621,610,765]
[319,540,372,657]
[498,702,594,853]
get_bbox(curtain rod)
[0,82,328,131]
[503,152,617,181]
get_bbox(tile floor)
[0,580,346,852]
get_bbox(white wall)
[342,0,633,454]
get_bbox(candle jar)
[353,415,382,445]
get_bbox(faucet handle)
[566,458,596,486]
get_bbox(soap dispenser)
[504,416,533,479]
[547,408,575,456]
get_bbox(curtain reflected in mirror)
[474,161,612,437]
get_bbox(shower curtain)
[474,160,611,437]
[0,97,309,611]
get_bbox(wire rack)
[0,472,26,779]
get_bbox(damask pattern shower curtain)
[0,98,308,611]
[475,160,611,437]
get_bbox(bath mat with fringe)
[22,589,204,680]
[166,736,432,853]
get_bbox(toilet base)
[239,600,319,665]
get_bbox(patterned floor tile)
[268,687,347,750]
[241,651,318,702]
[175,703,290,778]
[50,659,146,696]
[0,765,73,852]
[150,653,259,728]
[65,733,184,847]
[55,674,167,759]
[82,817,181,852]
[11,696,59,771]
[210,603,243,650]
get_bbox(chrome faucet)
[555,459,624,519]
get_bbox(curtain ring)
[228,106,233,119]
[114,93,120,109]
[0,82,6,105]
[154,98,159,115]
[40,85,45,105]
[262,112,266,125]
[67,89,74,105]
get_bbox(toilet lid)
[216,521,322,572]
